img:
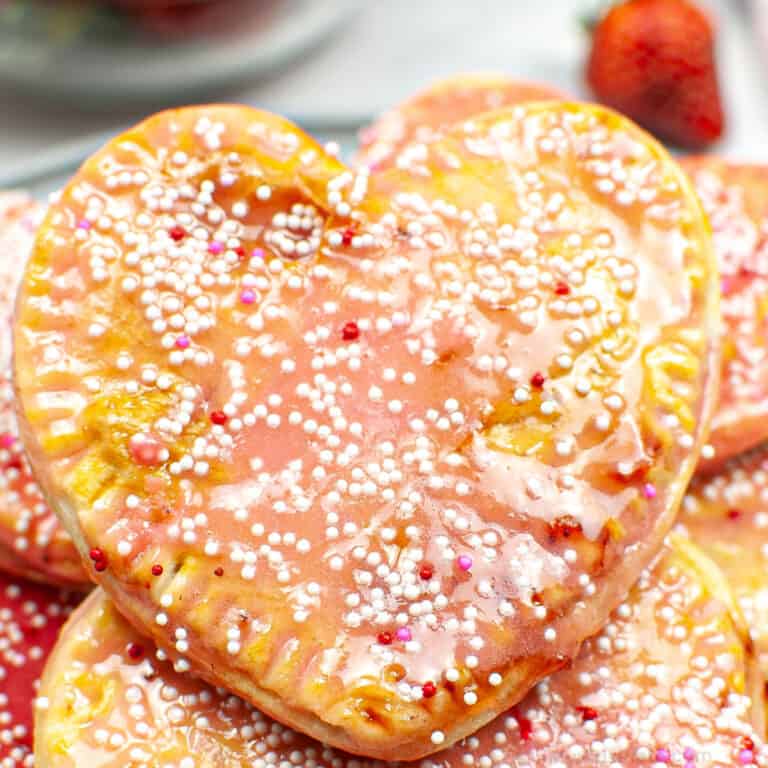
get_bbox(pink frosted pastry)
[680,443,768,684]
[0,193,86,588]
[681,159,768,470]
[0,570,79,768]
[35,536,766,767]
[14,103,719,759]
[356,73,564,171]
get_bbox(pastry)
[15,103,719,759]
[681,159,768,469]
[0,192,86,588]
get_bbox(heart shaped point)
[34,537,767,767]
[14,103,720,760]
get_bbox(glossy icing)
[355,73,564,171]
[15,103,719,759]
[36,537,767,768]
[359,91,768,476]
[681,443,768,686]
[681,159,768,470]
[0,193,86,588]
[0,570,79,768]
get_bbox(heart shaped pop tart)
[680,159,768,471]
[0,193,86,588]
[35,536,767,768]
[355,73,564,171]
[14,104,719,759]
[0,571,79,768]
[680,443,768,685]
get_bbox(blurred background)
[0,0,765,195]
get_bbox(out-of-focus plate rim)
[0,0,359,104]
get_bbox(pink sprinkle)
[77,219,91,230]
[739,750,754,765]
[252,247,264,259]
[395,627,412,642]
[683,748,696,761]
[642,483,657,500]
[129,433,164,467]
[655,748,670,764]
[457,555,473,572]
[240,289,256,304]
[175,336,190,349]
[358,126,377,145]
[208,241,224,255]
[0,433,15,449]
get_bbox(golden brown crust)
[0,537,86,589]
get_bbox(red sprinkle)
[577,705,598,721]
[422,681,437,698]
[89,548,104,562]
[513,710,533,741]
[419,564,434,581]
[743,737,755,751]
[530,371,545,388]
[151,564,163,577]
[127,643,144,660]
[548,515,583,540]
[214,567,224,577]
[377,631,393,646]
[554,281,570,295]
[727,508,742,520]
[342,322,360,341]
[5,456,22,471]
[94,559,108,572]
[210,410,228,425]
[234,246,246,259]
[169,226,186,242]
[341,227,356,246]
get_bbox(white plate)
[0,0,358,105]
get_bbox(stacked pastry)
[2,76,767,768]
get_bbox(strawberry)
[586,0,725,148]
[107,0,235,39]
